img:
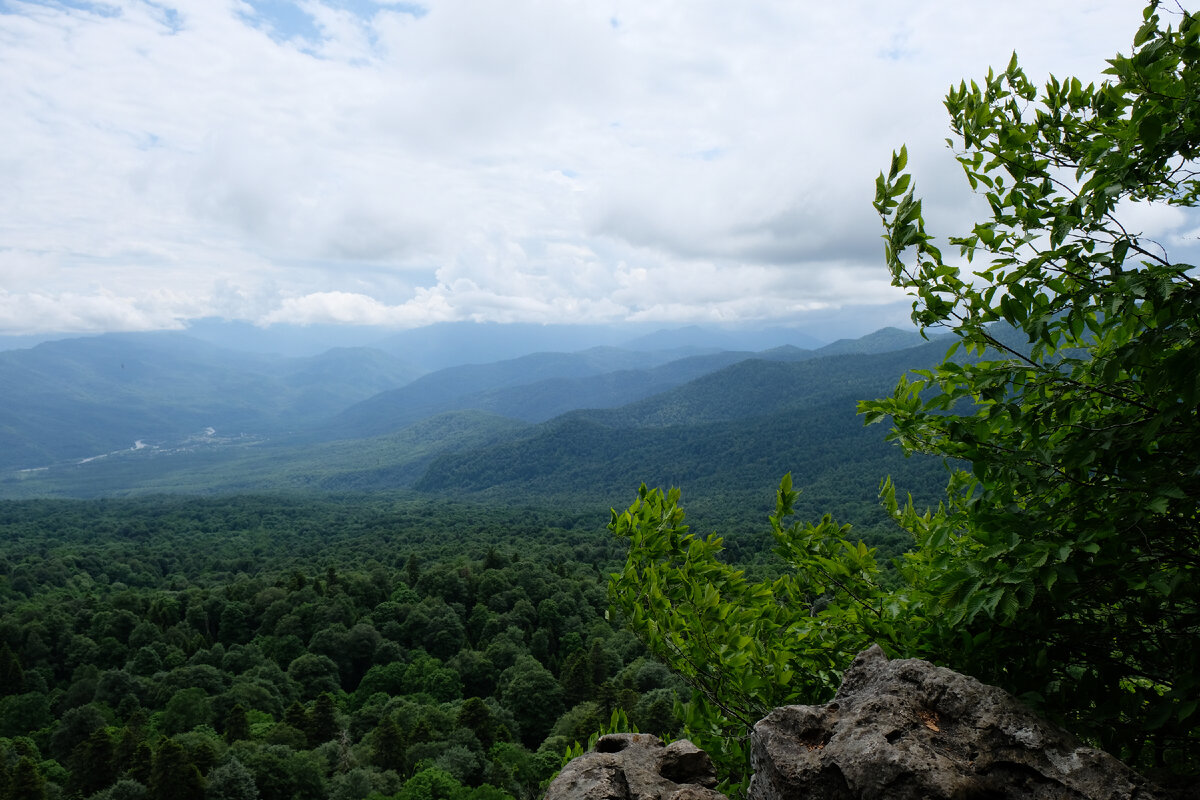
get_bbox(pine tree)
[148,738,204,800]
[72,727,117,797]
[456,697,495,751]
[0,643,24,697]
[310,693,338,746]
[11,757,46,800]
[224,703,251,744]
[285,700,309,735]
[560,649,595,707]
[128,741,154,786]
[372,715,407,774]
[114,726,142,778]
[587,640,610,686]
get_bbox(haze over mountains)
[0,321,950,531]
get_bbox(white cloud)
[0,0,1170,337]
[0,288,195,335]
[260,289,450,326]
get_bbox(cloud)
[0,288,194,335]
[0,0,1176,338]
[260,289,450,327]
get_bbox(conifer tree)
[560,649,595,708]
[148,738,204,800]
[0,643,24,697]
[285,700,310,739]
[114,726,142,778]
[372,715,407,774]
[224,703,251,744]
[72,727,117,797]
[128,741,154,786]
[310,693,338,746]
[11,757,46,800]
[456,697,495,751]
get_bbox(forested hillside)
[415,342,957,547]
[322,347,744,439]
[0,328,950,511]
[0,495,685,800]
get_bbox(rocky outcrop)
[544,733,728,800]
[547,646,1178,800]
[748,645,1170,800]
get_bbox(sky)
[0,0,1191,340]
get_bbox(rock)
[659,740,718,786]
[545,733,727,800]
[748,645,1171,800]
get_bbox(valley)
[0,324,949,543]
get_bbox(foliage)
[866,0,1200,775]
[607,477,903,781]
[0,493,672,800]
[148,738,204,800]
[206,757,260,800]
[609,0,1199,788]
[498,656,565,748]
[556,707,637,766]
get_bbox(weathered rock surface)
[545,733,728,800]
[748,644,1170,800]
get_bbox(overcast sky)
[0,0,1187,339]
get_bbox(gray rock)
[749,645,1170,800]
[545,733,727,800]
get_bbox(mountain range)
[0,322,952,536]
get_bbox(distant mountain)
[279,346,425,413]
[569,338,947,429]
[0,326,961,514]
[454,346,823,425]
[619,325,826,352]
[413,398,942,516]
[372,323,641,371]
[181,318,403,357]
[1,316,923,364]
[0,333,421,471]
[411,340,958,532]
[325,346,820,439]
[0,332,59,352]
[814,326,935,356]
[372,321,838,371]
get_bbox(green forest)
[0,494,689,800]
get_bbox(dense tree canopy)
[0,495,687,800]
